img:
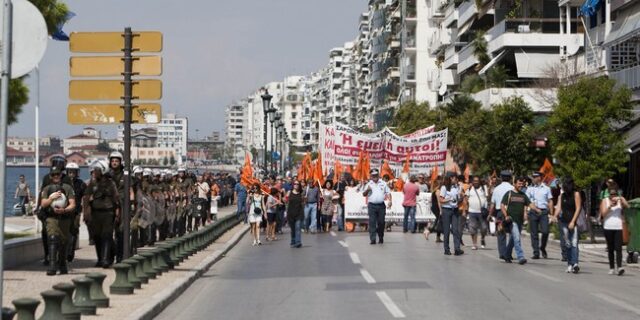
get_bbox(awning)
[479,50,507,75]
[580,0,602,16]
[514,50,561,78]
[603,9,640,47]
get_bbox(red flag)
[539,158,555,185]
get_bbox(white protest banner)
[318,123,336,172]
[383,129,448,174]
[344,189,435,222]
[401,125,435,138]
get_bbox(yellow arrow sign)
[67,104,162,124]
[70,31,162,53]
[70,56,162,77]
[69,80,162,100]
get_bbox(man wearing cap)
[526,171,553,259]
[440,172,463,255]
[363,169,392,244]
[490,170,515,262]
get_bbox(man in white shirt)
[490,170,514,262]
[466,176,488,250]
[363,169,391,245]
[526,171,553,259]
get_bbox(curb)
[125,224,250,320]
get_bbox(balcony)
[443,1,458,28]
[403,65,416,82]
[471,87,557,112]
[429,27,454,54]
[457,42,478,74]
[405,34,417,49]
[429,0,448,19]
[372,8,386,30]
[486,18,584,54]
[456,0,477,29]
[610,64,640,91]
[389,67,400,78]
[443,45,459,69]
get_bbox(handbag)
[253,198,263,215]
[576,207,588,233]
[473,186,489,218]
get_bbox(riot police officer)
[106,151,126,263]
[84,161,120,268]
[64,162,86,262]
[39,167,76,275]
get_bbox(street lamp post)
[271,112,281,175]
[277,121,284,174]
[261,89,273,176]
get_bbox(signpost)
[68,28,163,260]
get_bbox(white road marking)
[350,252,361,264]
[525,269,563,283]
[330,231,337,237]
[592,293,640,316]
[360,268,376,284]
[338,240,349,248]
[376,291,406,318]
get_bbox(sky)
[9,0,365,139]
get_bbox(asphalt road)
[157,227,640,320]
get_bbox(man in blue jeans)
[363,169,391,244]
[234,181,247,221]
[304,180,319,233]
[526,171,553,259]
[490,170,514,262]
[500,176,530,265]
[402,175,420,233]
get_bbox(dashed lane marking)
[525,269,563,283]
[338,240,349,248]
[592,293,640,316]
[330,231,337,237]
[360,269,376,284]
[350,252,361,264]
[376,291,406,318]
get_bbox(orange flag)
[539,158,555,185]
[380,160,395,180]
[464,164,470,183]
[345,165,352,174]
[362,152,371,181]
[240,152,254,187]
[353,152,363,181]
[430,165,439,184]
[314,154,324,185]
[333,160,343,184]
[402,153,411,174]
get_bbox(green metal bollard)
[122,259,142,289]
[110,264,134,295]
[71,277,96,315]
[12,298,39,320]
[52,283,81,320]
[176,238,187,262]
[165,240,180,266]
[2,307,15,320]
[38,290,66,320]
[131,255,149,284]
[85,273,110,308]
[157,244,175,269]
[152,248,170,272]
[139,252,158,279]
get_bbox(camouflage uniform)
[41,182,75,275]
[85,176,120,268]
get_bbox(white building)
[225,100,247,163]
[156,113,188,164]
[7,137,36,152]
[131,147,177,163]
[63,133,100,155]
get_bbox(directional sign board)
[70,31,162,53]
[68,103,161,124]
[69,80,162,100]
[70,56,162,76]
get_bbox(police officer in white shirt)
[363,169,392,245]
[526,171,553,259]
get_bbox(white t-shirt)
[196,182,210,199]
[603,198,623,230]
[467,185,488,214]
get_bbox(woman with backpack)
[600,181,629,276]
[554,177,582,274]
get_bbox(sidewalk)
[2,205,248,319]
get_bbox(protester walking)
[287,181,305,248]
[526,171,553,259]
[440,172,463,256]
[247,184,266,246]
[600,181,628,276]
[304,180,320,233]
[554,177,582,273]
[265,188,280,241]
[466,176,488,250]
[491,171,514,261]
[500,176,529,265]
[320,180,337,232]
[363,169,391,244]
[424,178,442,242]
[14,174,31,216]
[402,175,420,233]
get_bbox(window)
[291,112,297,119]
[292,122,297,129]
[292,132,297,139]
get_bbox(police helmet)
[50,155,67,170]
[90,160,108,175]
[133,166,143,175]
[143,168,152,177]
[109,151,123,161]
[177,167,186,173]
[65,162,80,171]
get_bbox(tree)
[482,96,539,175]
[390,101,440,136]
[7,0,69,125]
[96,141,111,152]
[163,157,169,166]
[169,155,176,165]
[547,77,632,188]
[472,30,490,71]
[443,95,491,171]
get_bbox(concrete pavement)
[157,227,640,320]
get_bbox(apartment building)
[156,114,188,164]
[225,101,246,163]
[7,137,36,152]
